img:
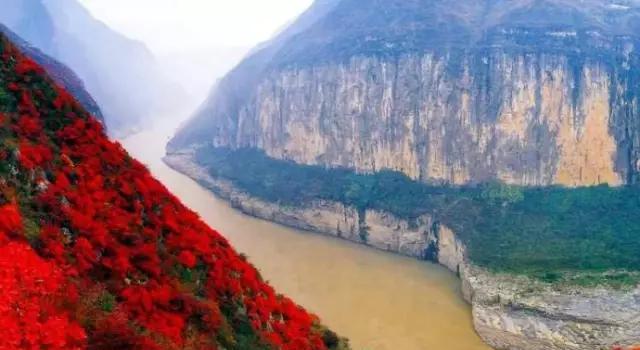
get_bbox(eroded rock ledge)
[164,152,640,350]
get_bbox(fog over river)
[122,124,490,350]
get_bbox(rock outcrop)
[462,266,640,350]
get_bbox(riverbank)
[164,151,640,350]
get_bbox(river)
[121,125,490,350]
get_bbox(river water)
[122,126,490,350]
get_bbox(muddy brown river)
[122,126,490,350]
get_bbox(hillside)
[0,31,346,350]
[0,23,103,122]
[0,0,185,134]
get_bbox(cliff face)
[214,52,638,186]
[171,0,640,187]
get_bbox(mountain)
[0,24,103,121]
[0,30,347,350]
[168,1,640,349]
[171,0,640,187]
[168,0,342,149]
[0,0,185,134]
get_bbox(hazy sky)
[77,0,313,53]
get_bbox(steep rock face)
[180,49,640,186]
[171,0,640,186]
[221,53,635,186]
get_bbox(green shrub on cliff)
[195,146,640,281]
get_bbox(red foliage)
[0,238,86,349]
[0,32,333,349]
[15,56,44,76]
[19,141,53,170]
[8,81,19,91]
[16,114,43,138]
[0,204,22,235]
[178,250,198,268]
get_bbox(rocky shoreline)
[164,152,640,350]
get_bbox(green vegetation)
[0,86,11,106]
[537,271,640,290]
[98,291,117,313]
[195,146,640,283]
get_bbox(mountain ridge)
[0,0,186,134]
[170,0,640,187]
[0,23,103,122]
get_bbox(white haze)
[77,0,314,116]
[78,0,313,52]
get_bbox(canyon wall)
[194,51,640,187]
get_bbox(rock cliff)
[170,0,640,187]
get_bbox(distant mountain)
[0,29,348,350]
[0,0,185,134]
[0,24,103,122]
[169,0,342,149]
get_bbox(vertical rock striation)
[170,0,640,187]
[195,52,640,187]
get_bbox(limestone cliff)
[216,53,635,186]
[170,0,640,187]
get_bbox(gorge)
[3,0,640,348]
[168,0,640,348]
[125,124,490,350]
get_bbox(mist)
[77,0,314,119]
